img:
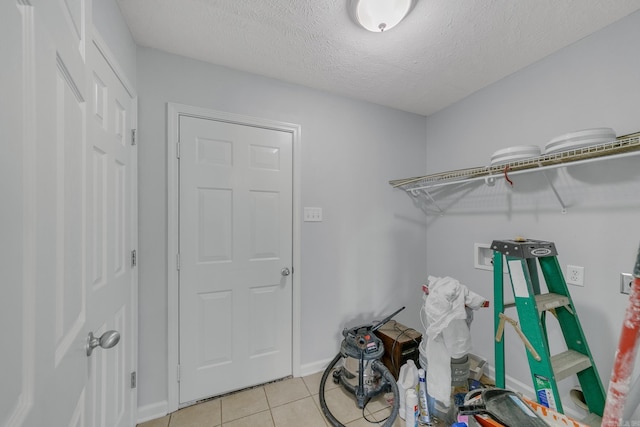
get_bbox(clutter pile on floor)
[319,271,600,426]
[395,370,593,427]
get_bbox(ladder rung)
[535,293,570,312]
[551,350,592,381]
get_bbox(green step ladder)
[492,239,606,419]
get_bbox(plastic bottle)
[417,368,431,425]
[405,388,419,427]
[397,360,419,419]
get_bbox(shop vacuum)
[319,307,404,427]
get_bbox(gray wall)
[424,10,640,416]
[136,48,428,410]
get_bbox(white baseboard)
[137,400,169,424]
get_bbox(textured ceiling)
[116,0,640,116]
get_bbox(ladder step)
[535,293,570,312]
[551,350,592,382]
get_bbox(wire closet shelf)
[389,132,640,214]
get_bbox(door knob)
[281,267,291,277]
[86,330,120,356]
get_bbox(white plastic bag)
[424,275,486,340]
[441,318,471,358]
[425,334,451,408]
[422,276,487,416]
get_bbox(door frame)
[166,103,302,412]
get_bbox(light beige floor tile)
[221,387,270,423]
[309,394,339,427]
[314,386,365,425]
[137,415,171,427]
[264,377,310,408]
[169,398,221,427]
[370,406,404,427]
[221,410,274,427]
[302,370,340,395]
[363,392,395,415]
[345,416,383,427]
[270,396,327,427]
[162,375,427,427]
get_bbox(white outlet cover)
[566,265,584,286]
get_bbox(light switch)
[304,207,322,222]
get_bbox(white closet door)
[178,115,293,403]
[86,40,137,427]
[0,2,137,426]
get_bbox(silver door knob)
[281,267,291,277]
[86,330,120,356]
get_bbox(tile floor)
[137,371,413,427]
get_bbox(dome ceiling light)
[348,0,417,32]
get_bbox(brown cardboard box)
[376,321,422,379]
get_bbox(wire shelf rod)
[401,148,640,193]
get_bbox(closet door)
[0,1,137,426]
[178,115,293,403]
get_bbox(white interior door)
[86,40,137,427]
[0,1,35,425]
[178,115,293,403]
[0,1,137,426]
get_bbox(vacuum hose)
[319,353,400,427]
[319,353,344,427]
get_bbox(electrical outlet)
[566,265,584,286]
[620,273,634,294]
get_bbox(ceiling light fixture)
[348,0,417,32]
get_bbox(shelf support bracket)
[541,170,567,214]
[410,188,444,215]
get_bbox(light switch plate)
[303,207,322,222]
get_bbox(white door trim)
[166,103,302,412]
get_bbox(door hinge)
[131,129,137,146]
[177,365,181,382]
[176,253,180,271]
[176,142,180,159]
[130,371,137,389]
[131,249,137,267]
